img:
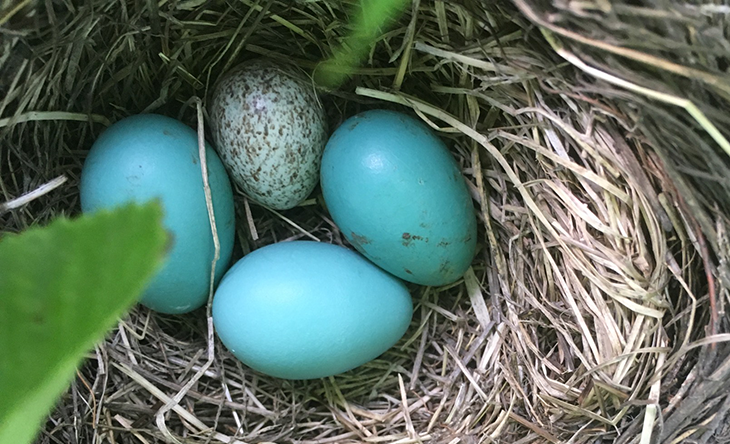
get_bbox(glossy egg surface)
[212,241,413,380]
[80,114,236,314]
[320,109,477,286]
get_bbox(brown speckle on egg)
[208,58,328,210]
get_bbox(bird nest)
[2,0,729,443]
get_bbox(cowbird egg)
[320,109,478,286]
[212,241,413,380]
[209,59,328,210]
[80,114,236,314]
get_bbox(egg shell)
[80,114,236,314]
[320,109,478,286]
[212,241,413,380]
[209,59,328,210]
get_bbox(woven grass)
[1,0,729,443]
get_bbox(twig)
[672,177,718,343]
[0,175,68,215]
[511,0,730,96]
[538,29,730,159]
[639,335,667,444]
[114,363,246,444]
[114,414,152,444]
[507,411,559,444]
[398,374,418,441]
[0,111,111,128]
[0,0,35,27]
[154,98,221,442]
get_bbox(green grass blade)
[315,0,411,88]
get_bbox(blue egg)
[80,114,236,314]
[212,241,413,380]
[320,109,477,286]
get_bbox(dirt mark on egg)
[438,260,453,275]
[349,232,372,248]
[402,232,426,247]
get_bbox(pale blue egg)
[320,109,477,286]
[212,241,413,380]
[80,114,236,314]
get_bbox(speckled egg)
[208,59,328,210]
[80,114,236,314]
[320,109,478,287]
[212,241,413,380]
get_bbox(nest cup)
[2,1,730,443]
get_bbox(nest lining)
[1,0,729,443]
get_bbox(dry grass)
[1,0,729,443]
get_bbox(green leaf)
[315,0,411,88]
[0,201,169,444]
